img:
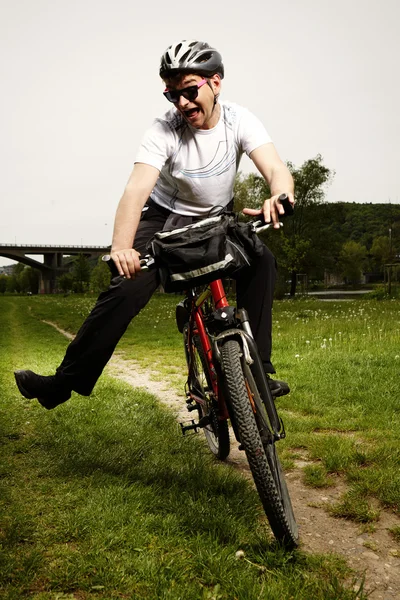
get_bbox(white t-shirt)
[135,100,272,216]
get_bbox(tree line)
[2,154,399,296]
[234,155,400,295]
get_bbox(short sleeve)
[135,119,172,171]
[236,107,272,156]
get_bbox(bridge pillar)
[44,252,57,269]
[40,253,59,293]
[39,272,49,294]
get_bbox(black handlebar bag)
[147,213,264,292]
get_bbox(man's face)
[163,73,221,130]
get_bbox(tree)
[90,257,111,293]
[0,275,7,294]
[370,235,392,271]
[72,254,91,293]
[283,154,335,295]
[6,274,20,293]
[338,241,367,284]
[4,264,40,294]
[234,172,270,213]
[57,272,75,293]
[18,266,39,294]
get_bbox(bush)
[366,284,400,300]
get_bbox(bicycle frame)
[186,280,230,422]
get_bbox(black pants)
[56,204,277,395]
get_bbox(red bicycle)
[140,197,299,548]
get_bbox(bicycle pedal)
[179,420,200,436]
[186,403,198,412]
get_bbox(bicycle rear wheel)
[183,325,230,460]
[220,339,298,548]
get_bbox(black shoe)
[266,375,290,398]
[14,370,71,410]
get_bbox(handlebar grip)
[278,193,294,217]
[102,254,120,277]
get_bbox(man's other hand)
[243,192,295,229]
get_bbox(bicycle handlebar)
[102,193,294,272]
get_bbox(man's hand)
[110,248,142,279]
[243,192,295,229]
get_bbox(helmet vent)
[180,49,191,63]
[199,51,212,64]
[174,43,182,57]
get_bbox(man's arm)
[246,143,294,228]
[111,162,160,278]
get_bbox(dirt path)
[44,321,400,599]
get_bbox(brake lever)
[139,255,156,271]
[252,221,283,234]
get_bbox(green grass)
[23,293,400,518]
[0,295,368,599]
[270,299,400,518]
[302,464,335,489]
[327,490,380,523]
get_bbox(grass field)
[2,292,399,598]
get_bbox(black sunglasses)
[163,78,208,104]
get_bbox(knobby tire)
[220,339,298,548]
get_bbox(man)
[14,40,294,410]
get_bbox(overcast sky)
[1,0,399,266]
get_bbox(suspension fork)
[236,308,284,438]
[211,307,284,439]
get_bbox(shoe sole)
[14,371,35,399]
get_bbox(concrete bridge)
[0,243,110,293]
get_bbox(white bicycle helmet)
[160,40,224,79]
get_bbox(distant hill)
[306,202,400,250]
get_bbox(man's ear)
[210,73,222,93]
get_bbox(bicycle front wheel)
[220,339,298,548]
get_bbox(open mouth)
[184,107,201,120]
